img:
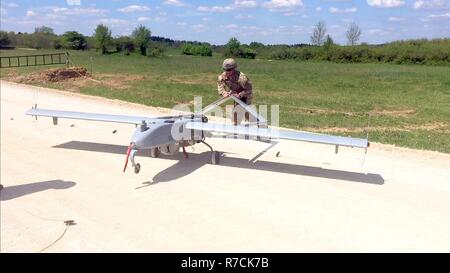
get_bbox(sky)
[1,0,449,45]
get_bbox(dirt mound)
[37,67,89,82]
[22,67,90,83]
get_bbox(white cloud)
[234,0,258,8]
[197,0,257,12]
[242,25,260,31]
[329,7,357,13]
[118,5,151,13]
[422,12,450,21]
[52,7,107,16]
[66,0,81,5]
[413,0,425,9]
[221,24,239,29]
[8,3,19,8]
[267,25,308,35]
[366,0,405,8]
[262,0,303,10]
[97,18,129,26]
[197,5,234,12]
[368,28,382,34]
[176,22,187,26]
[137,17,150,22]
[191,24,209,32]
[413,0,450,10]
[429,12,450,18]
[341,18,354,23]
[1,8,7,16]
[26,10,37,17]
[388,16,406,21]
[52,8,68,13]
[235,14,254,19]
[316,6,322,11]
[164,0,187,7]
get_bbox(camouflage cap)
[222,58,237,70]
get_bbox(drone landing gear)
[123,144,141,174]
[182,144,189,159]
[134,163,141,174]
[149,147,160,158]
[201,141,220,165]
[130,149,140,174]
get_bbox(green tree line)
[261,39,450,65]
[1,22,449,65]
[0,24,164,56]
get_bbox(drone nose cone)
[131,129,151,149]
[132,134,147,149]
[131,122,178,150]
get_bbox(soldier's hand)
[223,92,230,98]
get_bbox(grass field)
[1,48,449,153]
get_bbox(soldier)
[217,58,253,125]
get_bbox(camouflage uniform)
[217,70,253,105]
[218,59,253,125]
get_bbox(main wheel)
[211,151,220,165]
[150,148,160,158]
[134,163,141,174]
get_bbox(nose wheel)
[134,163,141,174]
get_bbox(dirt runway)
[1,80,449,252]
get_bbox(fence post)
[65,52,70,67]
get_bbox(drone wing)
[186,121,369,148]
[26,108,166,125]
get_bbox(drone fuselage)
[131,118,204,152]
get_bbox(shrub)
[239,46,256,59]
[0,31,11,48]
[132,25,151,56]
[181,43,212,56]
[294,47,315,60]
[61,31,87,50]
[223,38,241,57]
[115,36,135,55]
[94,24,112,54]
[147,44,166,57]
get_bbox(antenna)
[361,112,372,166]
